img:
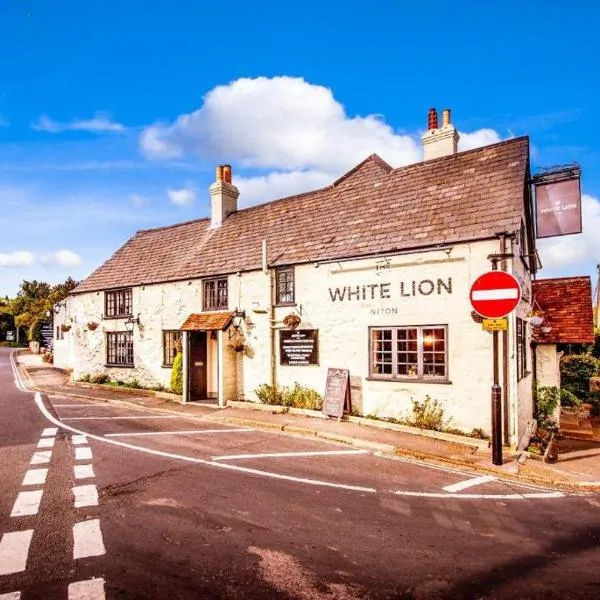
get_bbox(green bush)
[282,383,323,410]
[560,354,600,404]
[170,352,183,395]
[90,372,109,384]
[128,378,141,389]
[78,373,91,383]
[255,383,285,405]
[406,396,448,431]
[560,388,582,408]
[535,385,560,424]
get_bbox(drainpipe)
[262,240,276,389]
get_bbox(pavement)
[17,352,600,491]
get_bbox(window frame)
[369,325,449,383]
[106,331,134,367]
[162,330,182,368]
[275,267,295,306]
[516,317,528,380]
[104,288,133,319]
[203,278,228,311]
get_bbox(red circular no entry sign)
[470,271,522,319]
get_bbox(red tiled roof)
[180,312,233,331]
[532,277,595,344]
[73,137,530,294]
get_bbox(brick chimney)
[209,164,239,227]
[421,108,460,160]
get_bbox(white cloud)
[32,112,125,134]
[537,193,600,270]
[0,251,35,268]
[167,186,196,206]
[129,193,147,207]
[458,128,503,151]
[236,170,331,208]
[140,76,422,172]
[42,250,83,269]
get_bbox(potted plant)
[61,324,71,332]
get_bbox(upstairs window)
[105,288,132,318]
[203,278,228,311]
[276,267,295,305]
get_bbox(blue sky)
[1,0,599,296]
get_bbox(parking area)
[44,393,567,501]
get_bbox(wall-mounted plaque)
[279,329,319,366]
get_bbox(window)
[203,278,228,310]
[276,267,295,304]
[163,330,182,367]
[516,317,527,380]
[105,288,132,318]
[106,331,134,366]
[370,326,448,381]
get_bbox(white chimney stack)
[421,107,460,161]
[209,164,239,227]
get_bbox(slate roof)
[73,137,530,294]
[532,277,595,344]
[180,312,233,331]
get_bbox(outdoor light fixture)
[232,309,246,329]
[124,314,141,332]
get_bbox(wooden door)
[189,332,207,399]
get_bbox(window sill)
[104,364,135,369]
[274,302,296,308]
[162,364,174,369]
[103,315,133,320]
[202,308,229,312]
[366,377,452,385]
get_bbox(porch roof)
[180,311,233,331]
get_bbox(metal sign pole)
[490,258,503,465]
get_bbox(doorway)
[188,331,208,400]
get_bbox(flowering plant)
[283,313,301,330]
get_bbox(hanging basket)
[60,324,72,332]
[283,313,301,330]
[87,322,99,331]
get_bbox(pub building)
[54,108,544,445]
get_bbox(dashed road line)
[41,427,58,437]
[74,464,95,480]
[393,490,565,500]
[211,449,369,461]
[0,530,34,575]
[443,475,497,493]
[105,428,254,438]
[21,468,48,487]
[72,484,99,508]
[68,578,106,600]
[30,450,52,465]
[37,437,55,449]
[75,447,93,461]
[71,435,88,445]
[10,490,43,517]
[73,519,105,559]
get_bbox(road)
[1,347,599,599]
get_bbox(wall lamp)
[124,314,141,332]
[232,309,246,329]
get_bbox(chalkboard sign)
[279,329,319,365]
[322,368,351,419]
[40,319,54,351]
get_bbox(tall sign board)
[533,166,582,239]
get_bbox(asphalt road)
[1,347,600,600]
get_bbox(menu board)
[40,320,54,350]
[322,368,350,418]
[279,329,319,366]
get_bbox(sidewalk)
[16,352,600,491]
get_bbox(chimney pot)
[442,109,451,128]
[216,165,224,182]
[427,108,438,130]
[223,164,232,184]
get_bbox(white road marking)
[443,475,497,493]
[22,468,48,486]
[33,393,567,500]
[10,350,28,392]
[37,437,55,448]
[10,490,43,516]
[52,404,108,407]
[41,427,57,437]
[393,490,565,500]
[0,592,22,599]
[63,415,181,420]
[105,428,254,438]
[471,288,519,301]
[73,484,99,508]
[68,578,106,600]
[73,519,105,559]
[74,464,95,479]
[30,450,52,465]
[75,447,93,461]
[72,434,88,445]
[211,449,369,461]
[0,530,33,575]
